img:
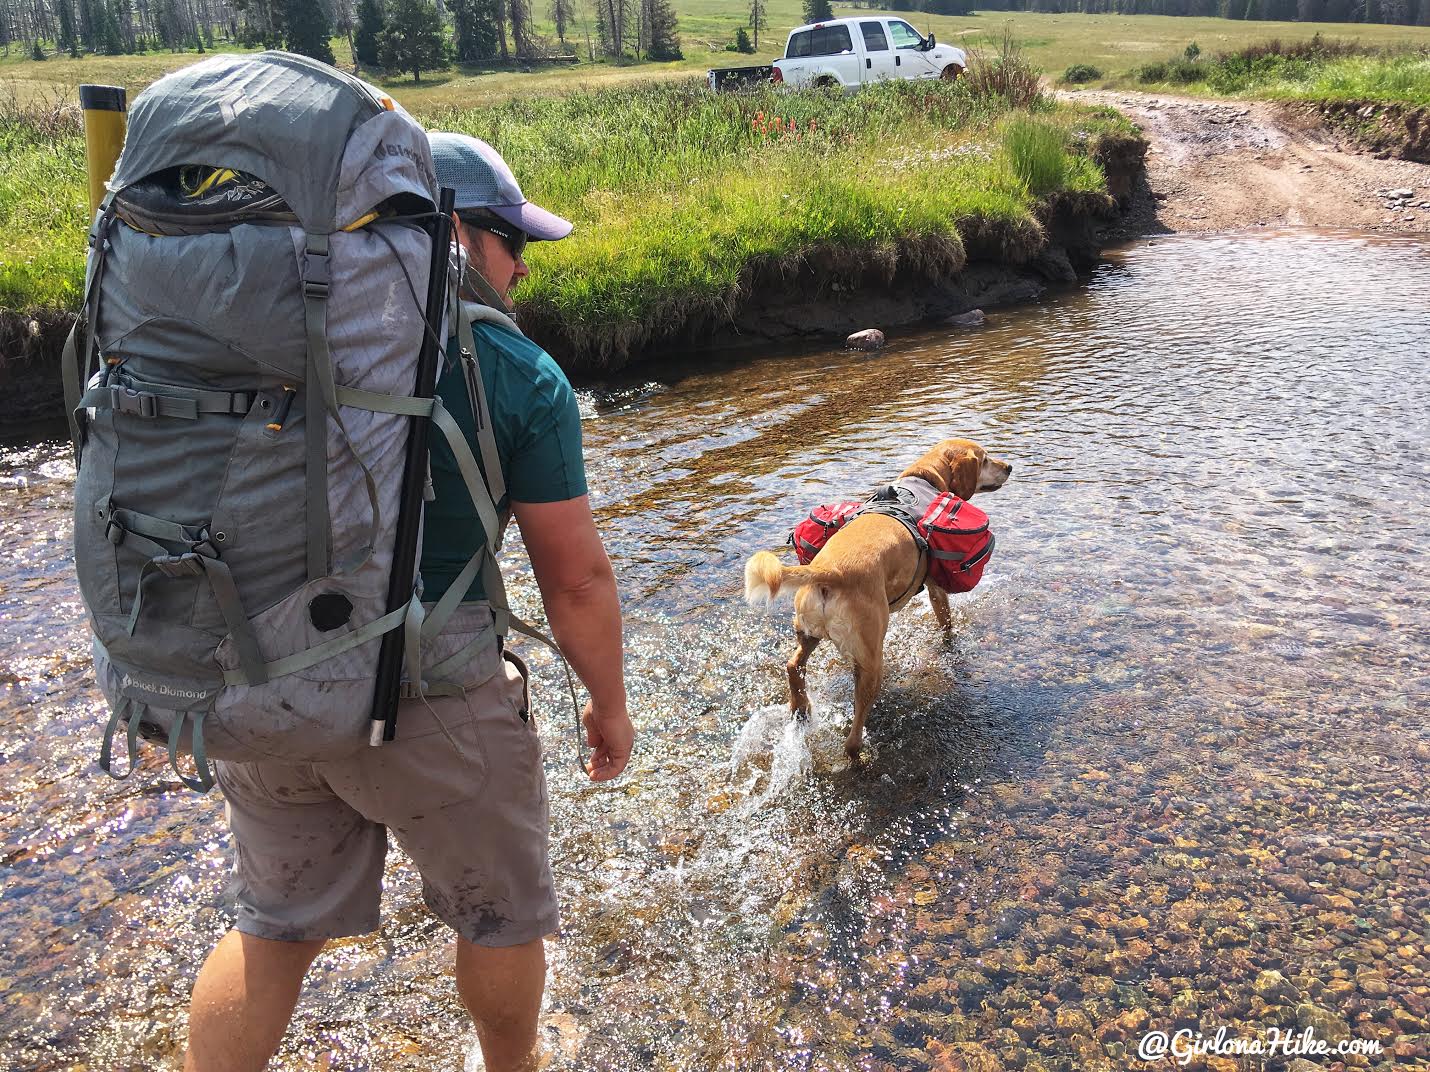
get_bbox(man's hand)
[583,701,633,782]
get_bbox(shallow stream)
[2,230,1427,1071]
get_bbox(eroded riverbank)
[3,229,1427,1071]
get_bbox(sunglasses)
[458,214,529,260]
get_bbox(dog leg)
[846,656,883,761]
[928,585,953,639]
[786,629,821,721]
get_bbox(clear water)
[2,230,1426,1071]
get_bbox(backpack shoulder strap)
[63,206,117,463]
[456,301,509,515]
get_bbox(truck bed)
[708,65,773,91]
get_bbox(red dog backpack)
[790,501,863,565]
[920,494,994,592]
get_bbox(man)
[184,133,634,1072]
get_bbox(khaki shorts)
[214,649,559,947]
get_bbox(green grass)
[1128,40,1430,107]
[0,106,88,312]
[1275,54,1430,107]
[492,82,1127,356]
[0,74,1136,364]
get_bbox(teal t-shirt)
[419,318,587,603]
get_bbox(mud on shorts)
[215,609,559,947]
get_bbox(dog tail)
[744,551,847,607]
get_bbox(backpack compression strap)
[301,232,385,581]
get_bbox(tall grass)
[1002,115,1074,197]
[0,76,1137,361]
[0,94,87,313]
[962,30,1045,111]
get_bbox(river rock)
[1356,971,1390,997]
[926,1040,1001,1072]
[946,308,986,327]
[1170,988,1199,1026]
[1054,1006,1094,1037]
[1269,873,1314,902]
[1295,1003,1350,1045]
[1253,969,1301,1005]
[845,328,885,350]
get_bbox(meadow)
[4,6,1430,110]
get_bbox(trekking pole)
[79,85,126,218]
[370,187,456,746]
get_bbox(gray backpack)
[66,52,518,790]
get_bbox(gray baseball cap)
[427,131,573,241]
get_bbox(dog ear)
[945,448,982,499]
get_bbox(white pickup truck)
[771,17,968,90]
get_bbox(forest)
[0,0,686,68]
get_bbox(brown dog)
[744,439,1012,759]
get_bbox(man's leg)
[184,930,327,1072]
[456,937,546,1072]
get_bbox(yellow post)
[79,84,127,217]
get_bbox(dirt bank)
[1068,90,1430,235]
[522,190,1136,369]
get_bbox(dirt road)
[1068,89,1430,235]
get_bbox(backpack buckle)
[110,385,157,418]
[152,553,206,579]
[303,248,331,299]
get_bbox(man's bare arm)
[512,496,632,781]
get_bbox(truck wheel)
[815,76,839,91]
[941,64,964,82]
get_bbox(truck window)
[786,30,811,58]
[811,24,853,57]
[889,21,924,50]
[859,21,889,52]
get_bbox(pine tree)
[493,0,509,61]
[354,0,384,66]
[644,0,678,59]
[550,0,574,46]
[748,0,766,50]
[378,0,448,80]
[595,0,627,56]
[803,0,833,21]
[285,0,335,62]
[452,0,502,60]
[98,1,126,53]
[508,0,531,58]
[58,0,81,55]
